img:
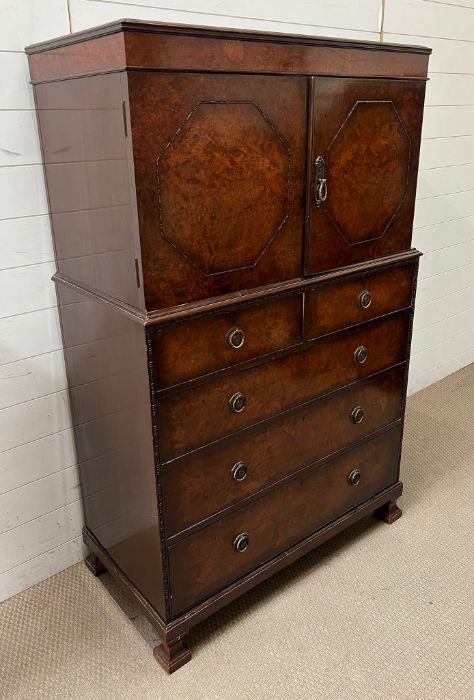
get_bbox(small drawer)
[152,295,302,388]
[168,426,402,615]
[305,264,415,339]
[162,365,405,536]
[157,312,410,460]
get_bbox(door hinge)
[134,258,141,288]
[122,100,128,138]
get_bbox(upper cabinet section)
[27,20,430,314]
[127,72,306,308]
[305,78,427,275]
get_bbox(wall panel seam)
[0,535,84,578]
[0,495,82,538]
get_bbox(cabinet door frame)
[127,71,308,310]
[304,76,427,276]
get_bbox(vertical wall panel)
[0,1,74,603]
[384,0,474,393]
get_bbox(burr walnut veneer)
[27,20,430,673]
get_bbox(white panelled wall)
[0,0,473,601]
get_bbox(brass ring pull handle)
[231,461,248,482]
[226,327,245,350]
[353,345,368,365]
[359,290,372,310]
[233,533,250,553]
[350,406,364,424]
[314,155,328,207]
[229,392,246,413]
[347,469,361,486]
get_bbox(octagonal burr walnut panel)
[157,101,290,276]
[306,77,426,275]
[325,101,410,245]
[128,72,307,310]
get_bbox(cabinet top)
[26,18,431,83]
[26,18,431,54]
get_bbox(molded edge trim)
[54,249,421,327]
[26,19,431,55]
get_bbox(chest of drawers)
[27,20,430,673]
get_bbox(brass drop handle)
[229,392,246,413]
[314,155,328,207]
[348,469,361,486]
[226,327,245,349]
[317,178,328,203]
[233,533,250,553]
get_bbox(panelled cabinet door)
[128,72,307,310]
[305,78,426,275]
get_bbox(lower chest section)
[152,260,416,617]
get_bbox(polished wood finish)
[305,263,415,338]
[158,313,410,460]
[55,282,166,618]
[374,498,403,524]
[128,71,306,309]
[153,294,302,388]
[34,73,142,309]
[26,19,430,83]
[162,366,405,537]
[83,479,403,643]
[31,64,425,314]
[53,249,420,326]
[154,637,192,674]
[169,426,402,615]
[28,20,428,672]
[306,78,426,274]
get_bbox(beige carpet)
[1,365,473,700]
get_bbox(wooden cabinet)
[27,20,430,674]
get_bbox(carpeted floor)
[1,365,473,699]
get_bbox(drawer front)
[158,312,410,460]
[169,426,402,615]
[305,264,414,339]
[162,365,405,536]
[152,295,302,388]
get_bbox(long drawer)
[168,426,402,615]
[162,365,405,536]
[157,312,410,460]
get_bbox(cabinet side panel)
[56,283,165,617]
[34,74,142,309]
